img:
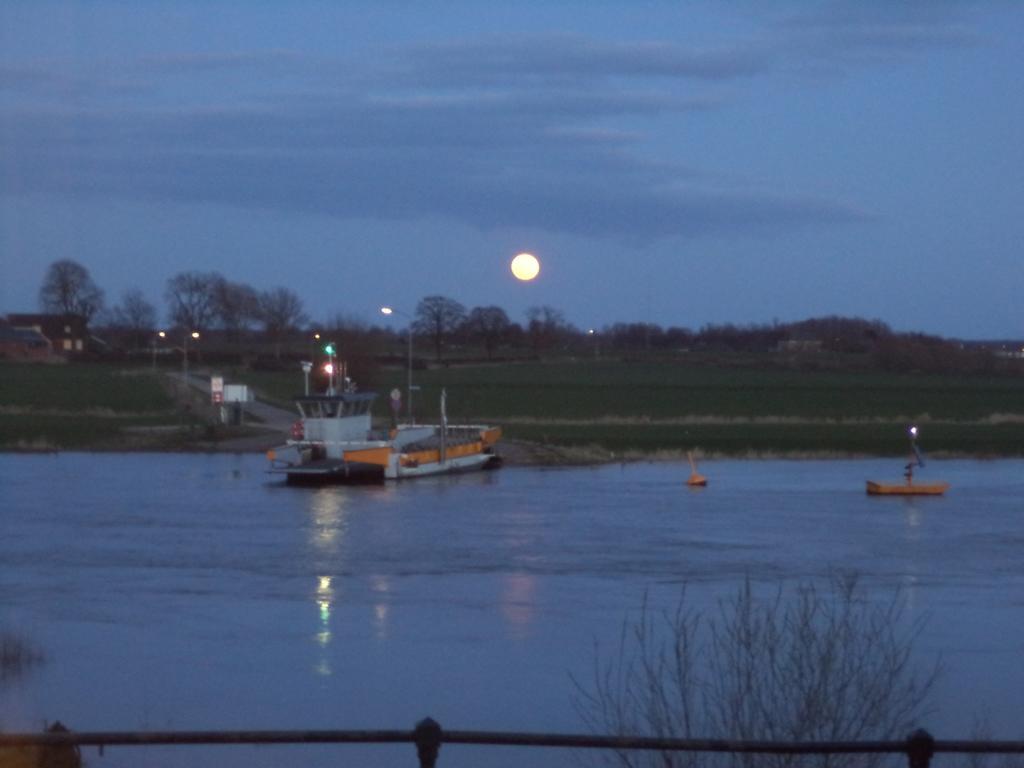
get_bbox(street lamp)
[380,306,414,422]
[152,330,167,371]
[182,330,200,380]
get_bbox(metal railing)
[3,719,1024,768]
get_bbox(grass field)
[3,360,1022,455]
[225,359,1024,456]
[231,360,1024,420]
[0,363,175,412]
[0,363,192,449]
[398,361,1024,421]
[408,362,1024,456]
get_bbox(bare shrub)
[0,631,45,680]
[574,575,939,768]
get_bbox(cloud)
[1,24,894,243]
[771,2,985,69]
[0,94,866,243]
[0,65,62,90]
[396,36,771,87]
[134,50,304,74]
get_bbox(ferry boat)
[266,389,501,484]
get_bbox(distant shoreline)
[1,436,1016,463]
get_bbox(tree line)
[31,259,1020,376]
[37,260,308,351]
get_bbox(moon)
[510,252,540,281]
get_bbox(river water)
[1,454,1023,767]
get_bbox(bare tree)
[108,288,157,349]
[574,575,939,768]
[1,630,44,680]
[165,271,221,331]
[259,287,307,358]
[322,313,379,387]
[212,279,261,340]
[414,295,466,362]
[465,305,512,360]
[38,259,105,322]
[526,304,570,355]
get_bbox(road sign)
[211,376,224,404]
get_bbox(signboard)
[211,376,224,405]
[223,384,251,403]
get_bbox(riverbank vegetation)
[1,631,44,681]
[2,358,1021,456]
[0,363,255,450]
[5,261,1022,454]
[574,576,938,768]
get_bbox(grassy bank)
[225,359,1024,457]
[3,360,1022,456]
[232,360,1024,419]
[0,363,211,450]
[505,420,1023,457]
[404,361,1024,422]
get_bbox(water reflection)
[903,499,923,532]
[314,574,334,676]
[309,489,348,552]
[317,576,334,629]
[501,573,537,639]
[901,500,924,615]
[307,491,352,677]
[371,575,391,640]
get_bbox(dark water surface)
[2,454,1023,767]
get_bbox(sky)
[1,1,1022,339]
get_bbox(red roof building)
[6,314,89,356]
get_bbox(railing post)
[906,728,935,768]
[414,717,442,768]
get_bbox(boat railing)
[3,721,1022,768]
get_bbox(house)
[6,313,89,355]
[0,321,53,360]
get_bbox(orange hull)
[866,481,949,496]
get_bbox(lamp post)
[182,330,200,380]
[152,330,167,371]
[301,361,313,396]
[323,342,338,394]
[380,306,413,422]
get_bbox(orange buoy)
[686,452,707,487]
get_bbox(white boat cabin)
[294,393,377,447]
